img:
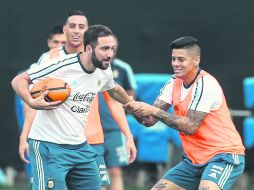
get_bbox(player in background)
[99,45,137,190]
[47,24,66,49]
[18,10,136,189]
[125,36,245,190]
[12,24,136,190]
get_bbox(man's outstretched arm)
[125,100,207,135]
[107,83,133,104]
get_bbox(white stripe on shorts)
[218,164,233,189]
[33,140,45,190]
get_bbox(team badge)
[98,79,102,86]
[113,70,119,79]
[47,178,55,189]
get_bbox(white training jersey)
[36,46,68,65]
[27,53,115,145]
[157,74,223,113]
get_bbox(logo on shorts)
[208,165,224,179]
[116,147,127,163]
[47,178,55,189]
[208,172,217,179]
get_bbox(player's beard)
[91,50,109,70]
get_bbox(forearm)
[20,103,37,140]
[11,72,33,105]
[153,109,206,135]
[107,84,132,104]
[126,89,135,100]
[153,109,196,135]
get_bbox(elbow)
[11,76,18,89]
[186,131,195,136]
[185,125,199,135]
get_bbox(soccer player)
[12,24,135,190]
[47,24,66,49]
[99,55,137,190]
[125,36,245,190]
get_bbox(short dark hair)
[170,36,199,48]
[65,10,88,24]
[170,36,201,56]
[48,24,64,40]
[83,25,114,48]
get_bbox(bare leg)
[198,180,221,190]
[109,167,123,190]
[151,179,185,190]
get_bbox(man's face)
[171,49,199,80]
[47,34,66,49]
[63,15,88,48]
[91,36,117,70]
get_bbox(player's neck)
[79,52,96,72]
[182,68,200,87]
[64,43,84,54]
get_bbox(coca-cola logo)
[73,92,95,103]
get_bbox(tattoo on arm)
[154,182,168,190]
[155,109,207,135]
[153,99,170,111]
[201,187,210,190]
[150,100,171,124]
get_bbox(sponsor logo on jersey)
[71,92,95,113]
[71,105,91,113]
[73,92,95,103]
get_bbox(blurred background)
[1,0,254,189]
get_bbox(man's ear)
[85,45,93,54]
[63,25,67,35]
[194,56,200,67]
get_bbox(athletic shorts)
[163,153,245,190]
[103,131,128,167]
[29,139,101,190]
[91,144,110,186]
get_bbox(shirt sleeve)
[100,68,116,91]
[27,55,61,82]
[27,62,44,81]
[37,52,49,65]
[29,52,50,70]
[189,75,223,113]
[157,78,175,105]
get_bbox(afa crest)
[98,79,102,86]
[47,178,55,189]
